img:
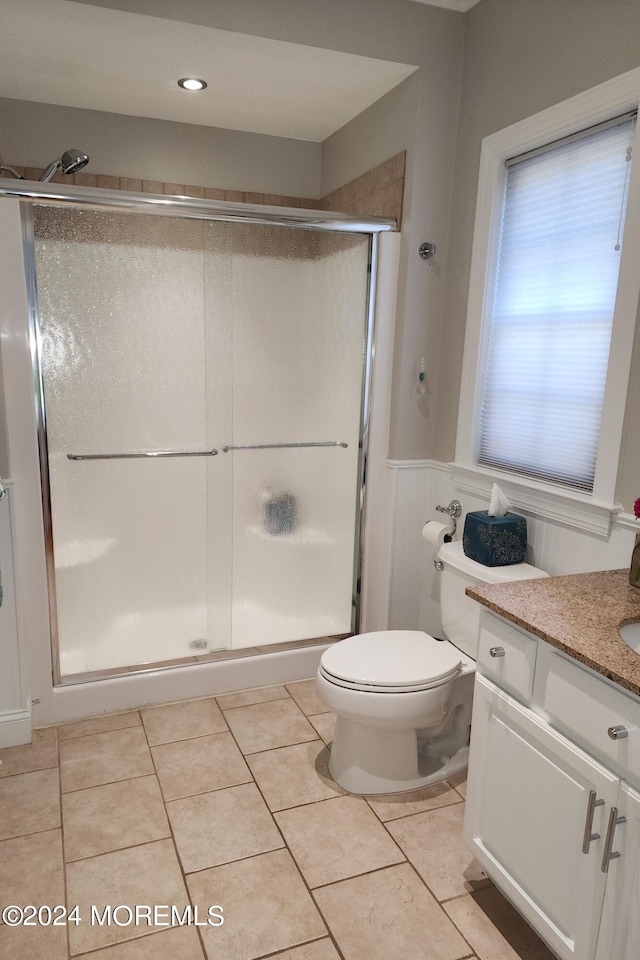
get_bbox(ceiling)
[0,0,418,142]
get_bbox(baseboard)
[0,703,32,748]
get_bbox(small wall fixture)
[418,241,436,261]
[177,78,208,91]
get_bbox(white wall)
[388,461,637,640]
[0,0,466,470]
[437,0,640,514]
[0,97,322,197]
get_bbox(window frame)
[453,68,640,536]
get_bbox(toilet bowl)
[316,540,548,795]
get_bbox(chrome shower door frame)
[10,180,394,686]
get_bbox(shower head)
[39,148,89,183]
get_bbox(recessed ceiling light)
[177,78,207,91]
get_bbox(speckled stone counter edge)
[466,568,640,698]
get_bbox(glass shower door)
[34,207,233,677]
[225,226,370,646]
[32,205,372,680]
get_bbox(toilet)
[316,540,548,794]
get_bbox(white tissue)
[487,483,510,517]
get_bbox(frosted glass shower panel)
[226,227,370,646]
[33,207,232,675]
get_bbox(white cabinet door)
[464,674,619,960]
[595,781,640,960]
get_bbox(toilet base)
[328,715,470,795]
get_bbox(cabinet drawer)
[542,652,640,783]
[477,614,537,700]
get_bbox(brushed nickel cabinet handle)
[489,647,505,658]
[601,806,627,873]
[582,789,604,854]
[608,725,628,740]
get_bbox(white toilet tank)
[438,540,548,658]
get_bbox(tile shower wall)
[10,152,406,225]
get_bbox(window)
[454,70,640,535]
[478,114,635,492]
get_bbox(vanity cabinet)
[464,611,640,960]
[595,781,640,960]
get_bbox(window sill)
[451,463,622,538]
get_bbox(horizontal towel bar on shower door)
[67,448,219,461]
[221,441,348,452]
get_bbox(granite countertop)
[466,569,640,698]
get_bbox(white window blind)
[478,113,636,492]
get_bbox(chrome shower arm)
[39,160,61,183]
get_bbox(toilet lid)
[320,631,462,693]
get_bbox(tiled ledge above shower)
[7,152,405,228]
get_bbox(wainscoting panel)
[385,460,636,639]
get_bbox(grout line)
[145,724,231,748]
[399,858,477,958]
[242,735,320,757]
[60,770,157,797]
[70,925,177,958]
[140,710,210,960]
[55,727,72,960]
[212,718,346,958]
[307,854,408,893]
[249,935,338,960]
[63,831,174,866]
[365,792,464,825]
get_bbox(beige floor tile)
[63,775,170,861]
[58,711,141,741]
[0,768,60,840]
[0,829,66,960]
[0,727,58,778]
[313,863,470,960]
[386,803,487,901]
[152,732,251,801]
[74,926,205,959]
[167,781,284,872]
[308,713,335,746]
[275,794,404,888]
[449,771,468,798]
[66,839,189,955]
[366,780,463,822]
[247,741,344,811]
[267,940,342,960]
[217,684,290,710]
[60,726,153,793]
[444,885,556,960]
[187,848,327,960]
[285,680,329,716]
[224,699,318,754]
[141,697,227,745]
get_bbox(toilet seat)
[319,630,462,694]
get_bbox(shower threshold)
[56,634,349,686]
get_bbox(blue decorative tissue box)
[462,511,527,567]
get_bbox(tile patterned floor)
[0,679,556,960]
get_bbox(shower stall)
[0,183,395,695]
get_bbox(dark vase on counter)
[629,532,640,588]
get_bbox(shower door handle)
[222,441,348,451]
[67,448,219,460]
